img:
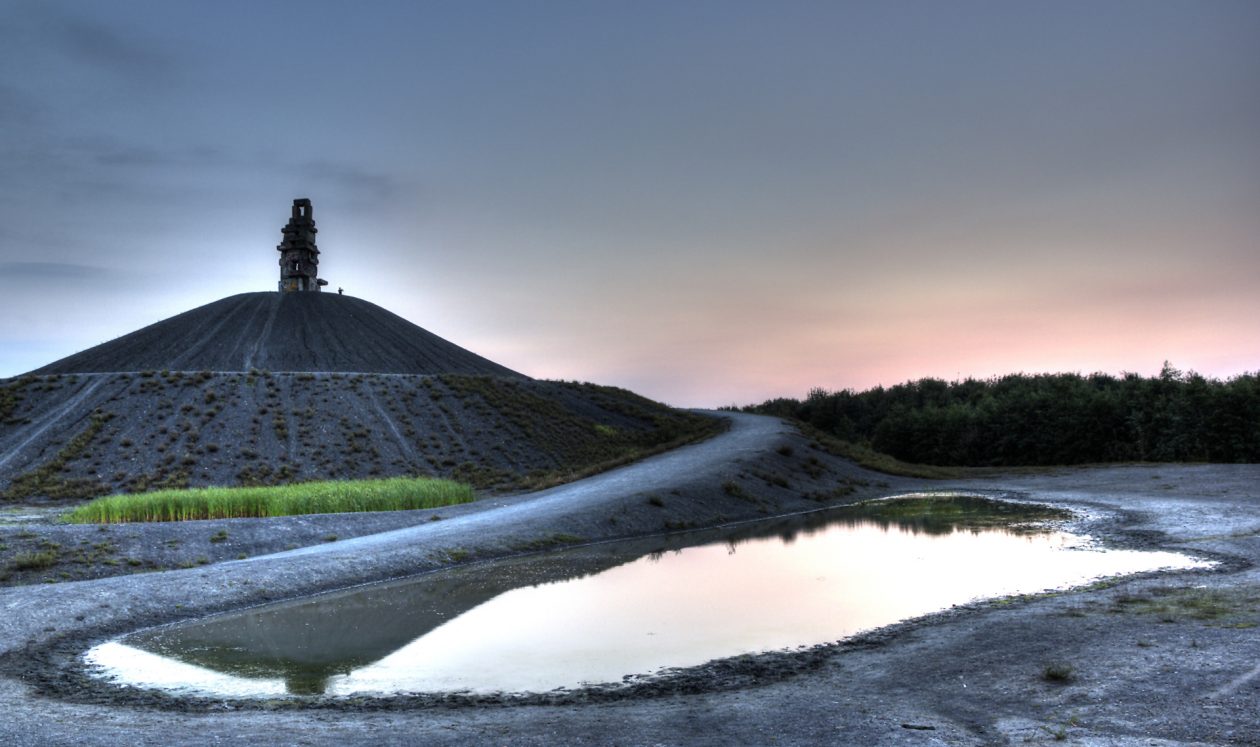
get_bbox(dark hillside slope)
[33,292,520,377]
[5,292,720,503]
[0,372,719,500]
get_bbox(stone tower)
[277,198,328,292]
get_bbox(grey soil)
[1,413,1257,745]
[0,371,717,501]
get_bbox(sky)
[1,1,1257,407]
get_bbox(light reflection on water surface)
[86,496,1207,696]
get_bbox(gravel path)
[0,413,794,649]
[1,414,1258,746]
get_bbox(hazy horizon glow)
[2,1,1257,406]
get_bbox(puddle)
[85,495,1208,697]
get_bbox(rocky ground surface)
[0,413,1256,745]
[0,371,717,501]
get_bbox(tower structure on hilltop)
[277,198,328,292]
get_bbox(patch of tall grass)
[62,476,474,524]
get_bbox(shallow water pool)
[86,495,1208,696]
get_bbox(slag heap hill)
[0,199,716,502]
[33,292,520,377]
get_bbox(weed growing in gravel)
[722,481,755,502]
[3,411,113,500]
[0,378,27,424]
[1109,586,1258,624]
[1040,724,1068,741]
[10,549,58,570]
[1042,663,1075,683]
[62,476,475,523]
[512,534,584,552]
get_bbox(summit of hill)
[34,292,520,377]
[0,199,721,501]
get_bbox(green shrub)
[10,550,58,570]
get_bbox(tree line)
[746,364,1260,466]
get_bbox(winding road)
[0,412,792,653]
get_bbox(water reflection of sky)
[86,641,287,698]
[87,510,1208,697]
[327,525,1195,694]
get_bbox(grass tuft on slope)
[62,476,474,524]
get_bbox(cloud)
[0,84,46,128]
[92,145,169,168]
[49,14,175,80]
[296,160,408,205]
[0,4,179,87]
[0,262,111,281]
[70,139,223,169]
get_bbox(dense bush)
[747,364,1260,466]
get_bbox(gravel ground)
[1,413,1257,746]
[0,370,715,499]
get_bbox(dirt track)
[0,413,1257,745]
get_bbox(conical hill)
[34,292,519,377]
[1,293,718,502]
